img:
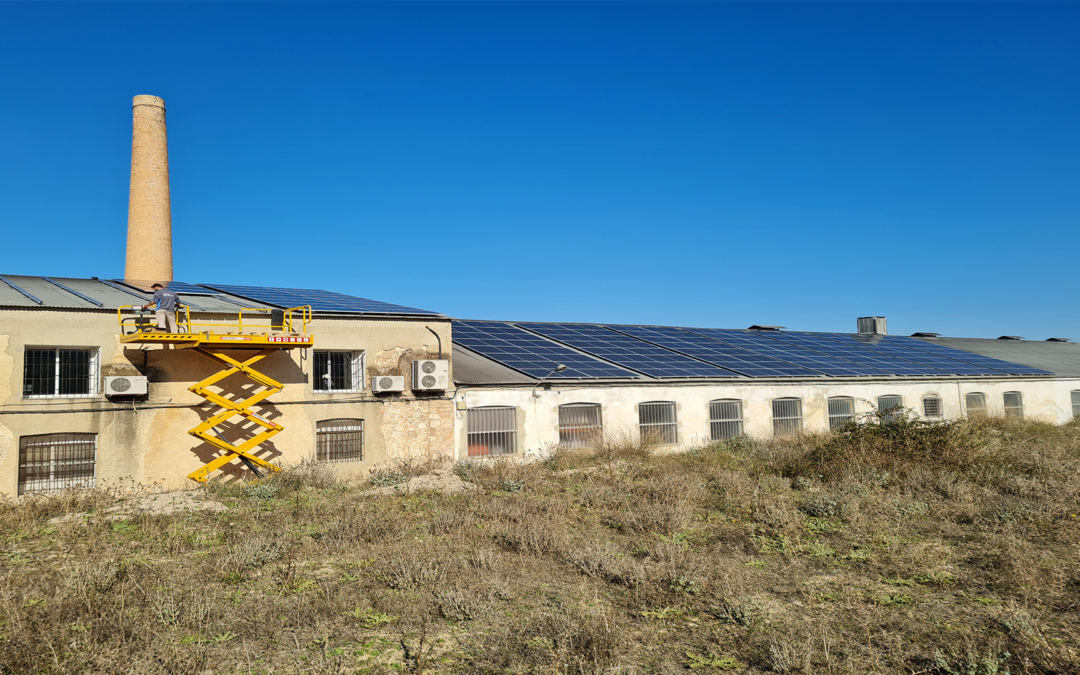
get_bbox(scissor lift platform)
[118,304,313,482]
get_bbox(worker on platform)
[141,283,183,333]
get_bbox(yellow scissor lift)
[118,304,313,483]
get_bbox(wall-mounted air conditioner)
[411,359,449,391]
[105,375,148,396]
[371,375,405,393]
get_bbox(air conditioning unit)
[105,375,148,396]
[411,359,449,391]
[371,375,405,393]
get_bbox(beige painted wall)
[0,308,454,496]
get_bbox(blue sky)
[0,2,1077,339]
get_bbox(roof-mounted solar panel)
[201,283,439,315]
[686,327,893,377]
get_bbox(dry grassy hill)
[1,414,1078,674]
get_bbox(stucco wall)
[0,308,454,496]
[454,377,1080,459]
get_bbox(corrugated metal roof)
[57,278,150,307]
[3,275,99,309]
[452,345,537,385]
[0,276,38,307]
[918,338,1080,378]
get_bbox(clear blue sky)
[1,2,1077,339]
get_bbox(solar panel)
[114,279,216,295]
[516,323,741,378]
[610,325,824,378]
[878,336,1052,376]
[755,331,956,376]
[453,320,640,379]
[686,328,893,377]
[813,333,1021,376]
[201,284,439,315]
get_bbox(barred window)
[772,398,802,437]
[18,433,96,496]
[313,351,364,392]
[315,419,364,463]
[558,403,602,449]
[709,399,743,440]
[468,407,517,457]
[23,349,98,398]
[827,397,855,430]
[877,395,903,423]
[966,392,987,416]
[923,396,943,419]
[1072,391,1080,419]
[1003,391,1024,419]
[639,402,677,445]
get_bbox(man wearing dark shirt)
[141,283,182,333]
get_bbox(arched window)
[827,397,855,429]
[965,392,987,417]
[558,403,602,449]
[1003,392,1024,419]
[316,419,364,463]
[709,399,743,440]
[877,395,903,423]
[639,401,677,445]
[922,395,942,419]
[467,407,517,457]
[772,398,803,437]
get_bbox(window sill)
[313,390,364,395]
[22,394,99,400]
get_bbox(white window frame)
[966,392,987,417]
[558,403,603,449]
[1003,391,1024,419]
[315,419,364,463]
[312,350,365,393]
[772,398,803,437]
[709,399,743,440]
[827,396,855,430]
[1071,390,1080,419]
[22,348,99,399]
[639,401,678,445]
[922,395,943,419]
[467,406,518,457]
[877,395,904,423]
[18,433,97,496]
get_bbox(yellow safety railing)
[117,305,312,335]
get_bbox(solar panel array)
[517,323,740,378]
[201,284,439,315]
[454,321,640,379]
[114,279,214,295]
[453,320,1053,380]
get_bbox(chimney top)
[133,95,165,109]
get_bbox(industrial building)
[2,95,1079,496]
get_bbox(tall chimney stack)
[124,95,173,282]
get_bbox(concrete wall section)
[453,378,1080,459]
[0,309,454,496]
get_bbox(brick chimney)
[124,95,173,282]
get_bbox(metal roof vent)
[858,316,887,335]
[997,335,1024,340]
[910,332,941,338]
[1046,337,1072,342]
[747,325,785,331]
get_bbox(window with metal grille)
[18,433,96,496]
[709,399,743,440]
[1003,391,1024,419]
[558,403,602,449]
[23,349,98,398]
[966,392,987,416]
[878,395,904,423]
[1072,391,1080,419]
[468,407,517,457]
[772,398,802,437]
[315,419,364,463]
[827,397,855,429]
[639,402,678,445]
[313,351,364,392]
[923,396,943,419]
